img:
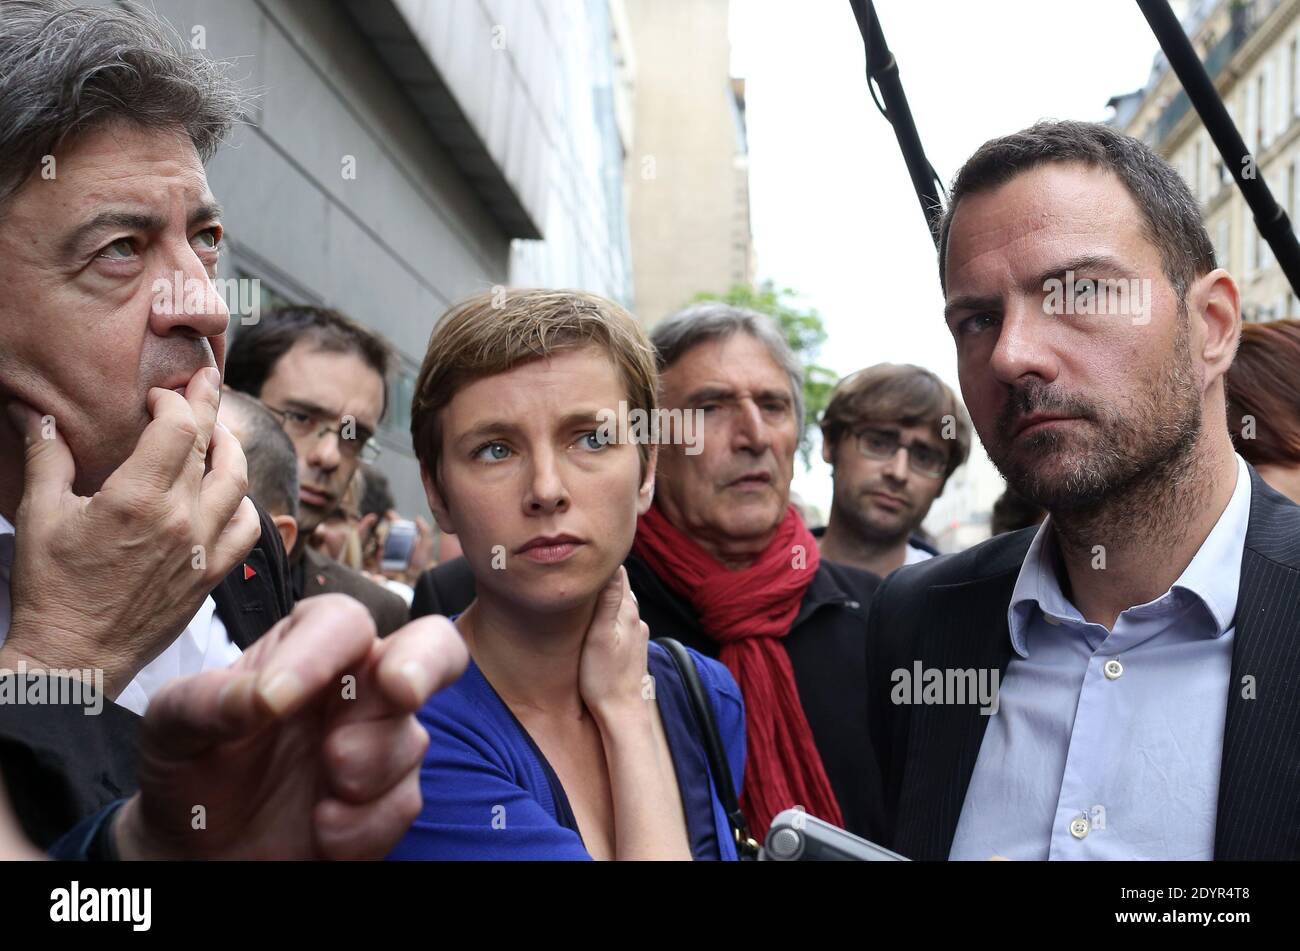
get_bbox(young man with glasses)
[225,306,408,635]
[816,364,971,578]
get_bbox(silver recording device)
[761,808,910,861]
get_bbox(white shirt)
[904,542,935,566]
[382,577,415,606]
[949,454,1250,860]
[0,513,242,715]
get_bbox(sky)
[728,0,1163,519]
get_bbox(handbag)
[655,637,761,860]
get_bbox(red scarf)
[633,503,844,837]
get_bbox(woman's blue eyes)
[474,442,511,462]
[472,432,606,461]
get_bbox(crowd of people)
[2,0,1300,862]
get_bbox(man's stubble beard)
[837,483,918,548]
[296,496,326,531]
[987,314,1205,550]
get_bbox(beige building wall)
[624,0,755,325]
[1118,0,1300,322]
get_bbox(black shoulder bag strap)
[654,637,760,859]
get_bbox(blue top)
[389,640,746,860]
[950,453,1252,860]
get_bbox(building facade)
[104,0,636,515]
[1113,0,1300,322]
[623,0,755,326]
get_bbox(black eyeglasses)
[265,404,381,464]
[853,426,948,479]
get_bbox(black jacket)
[809,523,939,558]
[411,551,886,841]
[410,555,475,619]
[294,546,408,637]
[0,502,293,848]
[866,464,1300,860]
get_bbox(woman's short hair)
[819,363,972,481]
[1226,318,1300,468]
[410,289,658,487]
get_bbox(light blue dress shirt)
[949,454,1251,860]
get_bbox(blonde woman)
[389,291,745,860]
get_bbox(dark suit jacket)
[0,502,293,848]
[865,465,1300,860]
[297,546,408,637]
[411,555,475,619]
[411,551,886,840]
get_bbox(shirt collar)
[1007,453,1253,657]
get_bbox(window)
[383,365,418,436]
[1257,71,1268,150]
[1289,161,1297,225]
[1194,138,1204,200]
[1216,219,1231,267]
[227,269,293,347]
[1290,38,1298,119]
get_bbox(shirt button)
[1069,816,1090,839]
[1103,658,1124,680]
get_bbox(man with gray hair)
[628,301,884,842]
[0,0,463,857]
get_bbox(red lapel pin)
[243,564,257,581]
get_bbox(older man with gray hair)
[627,301,884,842]
[0,0,464,858]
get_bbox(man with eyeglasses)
[225,306,408,636]
[816,364,971,578]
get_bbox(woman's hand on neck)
[458,592,596,719]
[576,567,654,725]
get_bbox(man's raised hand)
[113,595,467,861]
[2,367,260,696]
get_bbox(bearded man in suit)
[867,120,1300,861]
